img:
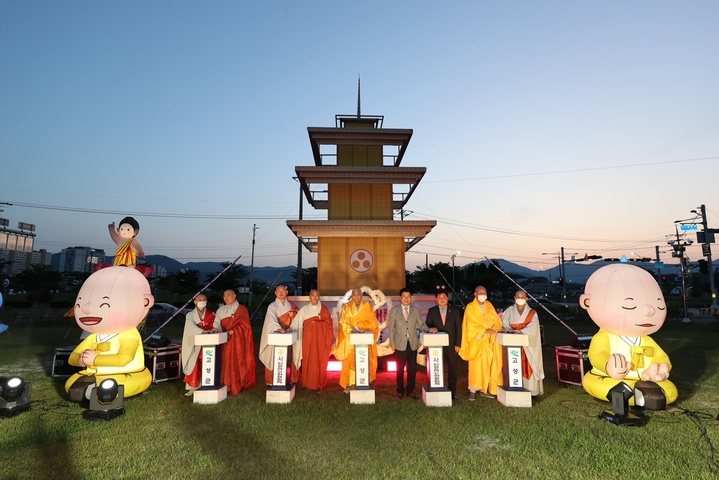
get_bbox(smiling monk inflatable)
[580,263,678,409]
[65,266,154,402]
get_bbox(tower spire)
[357,76,361,117]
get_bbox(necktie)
[403,306,408,320]
[441,308,446,326]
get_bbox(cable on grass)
[675,407,719,474]
[28,399,84,418]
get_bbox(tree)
[407,262,453,294]
[291,267,317,294]
[206,262,249,294]
[13,265,63,305]
[0,258,9,275]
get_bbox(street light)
[249,224,259,307]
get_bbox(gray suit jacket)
[388,304,427,351]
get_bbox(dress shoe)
[468,391,476,401]
[479,391,496,399]
[406,393,418,399]
[395,392,403,399]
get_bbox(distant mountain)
[107,254,297,286]
[108,254,683,287]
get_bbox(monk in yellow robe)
[459,286,503,399]
[333,288,379,392]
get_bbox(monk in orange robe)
[291,289,334,392]
[459,286,503,399]
[217,289,256,395]
[333,288,379,392]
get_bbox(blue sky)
[1,1,718,272]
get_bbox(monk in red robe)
[291,289,334,392]
[217,289,256,395]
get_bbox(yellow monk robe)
[113,238,137,267]
[459,299,504,395]
[333,300,379,390]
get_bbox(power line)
[424,155,719,184]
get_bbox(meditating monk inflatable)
[581,263,677,409]
[65,266,153,402]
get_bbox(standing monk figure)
[108,216,145,267]
[501,290,544,396]
[459,286,503,400]
[333,288,379,393]
[217,289,256,395]
[181,294,220,395]
[291,289,334,392]
[259,285,299,385]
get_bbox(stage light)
[85,379,125,421]
[327,361,342,372]
[599,382,644,427]
[0,376,32,418]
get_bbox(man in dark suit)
[425,285,463,399]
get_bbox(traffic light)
[698,259,709,275]
[660,275,667,283]
[558,277,564,287]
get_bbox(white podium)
[497,332,532,408]
[266,331,298,404]
[193,332,228,404]
[349,332,375,404]
[420,332,452,407]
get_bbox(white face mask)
[477,295,487,303]
[197,301,207,309]
[515,298,527,306]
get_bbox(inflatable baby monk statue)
[109,216,145,267]
[580,263,678,409]
[65,266,154,402]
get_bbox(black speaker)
[145,333,172,348]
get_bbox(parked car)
[150,303,179,314]
[528,297,568,308]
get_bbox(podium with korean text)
[497,332,532,408]
[420,332,452,407]
[266,331,298,404]
[350,332,375,404]
[193,332,228,404]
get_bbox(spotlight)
[599,382,644,427]
[0,376,32,418]
[85,379,125,421]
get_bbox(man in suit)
[389,287,429,399]
[425,285,463,399]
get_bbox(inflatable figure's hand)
[641,362,658,380]
[642,362,669,381]
[658,362,670,380]
[79,349,98,367]
[109,222,115,230]
[605,353,631,380]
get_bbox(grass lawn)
[1,307,719,479]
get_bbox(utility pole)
[451,251,460,297]
[697,204,718,308]
[668,224,692,322]
[249,224,259,306]
[295,177,303,296]
[655,245,661,282]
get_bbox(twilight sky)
[1,1,718,273]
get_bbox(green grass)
[1,307,719,479]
